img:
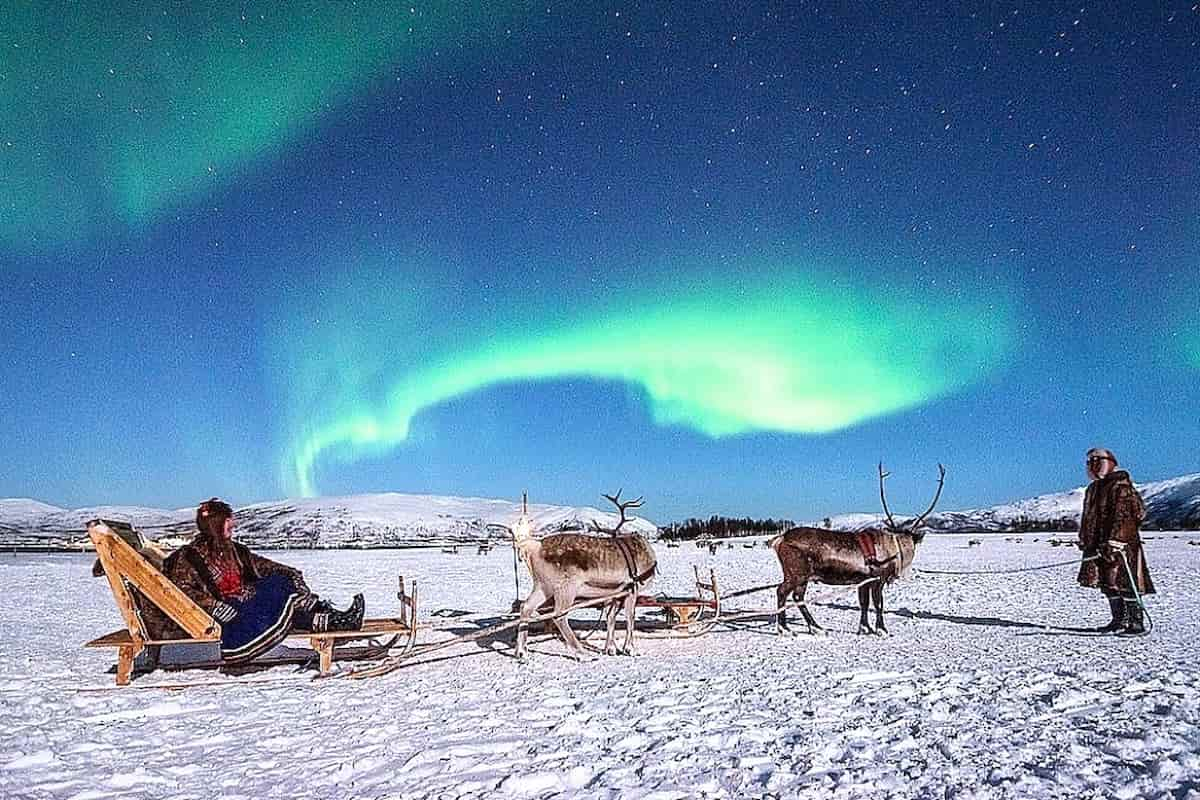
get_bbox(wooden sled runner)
[85,520,421,685]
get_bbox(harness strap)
[856,532,877,562]
[857,532,899,571]
[612,534,641,585]
[585,564,657,590]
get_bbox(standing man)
[1077,447,1154,635]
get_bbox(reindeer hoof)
[857,625,874,636]
[874,627,890,637]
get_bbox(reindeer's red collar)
[857,532,898,572]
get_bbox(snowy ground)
[3,534,1198,799]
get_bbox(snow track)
[2,534,1197,798]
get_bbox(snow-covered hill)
[227,494,659,549]
[2,472,1196,549]
[0,498,64,525]
[0,493,658,549]
[817,472,1200,533]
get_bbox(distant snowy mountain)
[0,498,73,526]
[3,473,1196,550]
[226,494,659,549]
[816,473,1200,533]
[0,492,659,550]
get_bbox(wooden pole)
[511,491,526,610]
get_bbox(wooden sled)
[633,566,721,637]
[85,520,421,685]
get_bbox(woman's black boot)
[328,594,365,632]
[316,598,335,614]
[303,596,335,615]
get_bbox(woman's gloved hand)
[212,601,239,623]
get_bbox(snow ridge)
[0,492,658,549]
[2,472,1197,549]
[818,473,1200,533]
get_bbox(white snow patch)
[0,535,1196,799]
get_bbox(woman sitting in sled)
[163,498,365,663]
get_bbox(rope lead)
[915,554,1100,576]
[1115,545,1155,634]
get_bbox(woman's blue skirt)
[219,573,303,663]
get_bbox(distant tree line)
[659,515,796,541]
[1005,515,1079,533]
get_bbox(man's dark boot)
[1097,596,1126,633]
[1118,599,1147,636]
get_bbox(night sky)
[3,3,1197,521]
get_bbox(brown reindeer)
[769,464,944,636]
[515,491,657,660]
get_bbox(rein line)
[915,554,1100,576]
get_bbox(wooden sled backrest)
[397,575,419,632]
[88,520,221,642]
[693,565,720,614]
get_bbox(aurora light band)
[0,3,515,249]
[280,268,1016,496]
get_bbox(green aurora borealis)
[276,265,1017,496]
[0,3,504,248]
[5,3,1195,515]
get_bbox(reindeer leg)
[517,584,548,661]
[621,589,639,656]
[603,600,619,655]
[872,581,889,636]
[857,583,873,635]
[775,582,794,636]
[795,583,823,635]
[552,584,592,661]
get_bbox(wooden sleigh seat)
[85,520,421,685]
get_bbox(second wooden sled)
[633,566,721,638]
[85,520,422,685]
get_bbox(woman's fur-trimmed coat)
[1077,470,1155,596]
[142,538,310,640]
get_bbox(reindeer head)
[878,462,946,542]
[511,513,535,560]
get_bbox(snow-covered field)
[3,534,1197,799]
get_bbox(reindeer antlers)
[591,488,645,536]
[878,463,946,533]
[908,463,946,532]
[878,463,898,532]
